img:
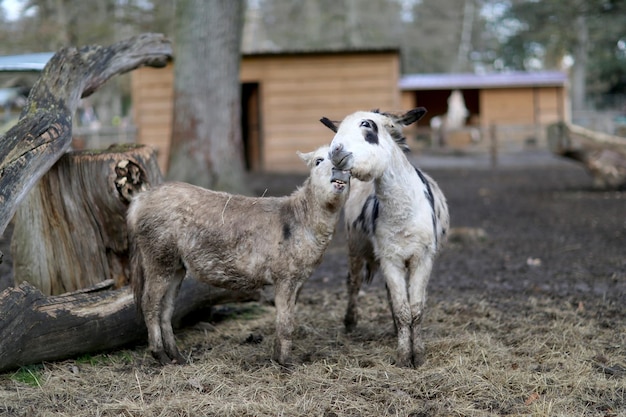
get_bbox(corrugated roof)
[0,52,54,71]
[399,71,568,90]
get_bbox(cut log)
[11,144,162,295]
[548,122,626,189]
[0,278,260,373]
[0,33,173,251]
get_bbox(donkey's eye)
[360,120,371,129]
[315,158,324,166]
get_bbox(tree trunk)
[548,122,626,189]
[0,278,260,373]
[0,33,172,243]
[167,0,249,194]
[11,145,162,295]
[571,13,589,113]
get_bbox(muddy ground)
[283,150,625,306]
[0,149,624,416]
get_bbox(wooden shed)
[131,49,401,173]
[399,71,569,149]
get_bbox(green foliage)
[75,353,109,366]
[11,365,44,387]
[75,350,134,366]
[499,0,626,96]
[1,0,623,105]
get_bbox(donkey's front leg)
[272,279,303,367]
[381,260,413,367]
[408,253,435,367]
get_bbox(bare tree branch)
[0,33,172,241]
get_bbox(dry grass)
[1,285,624,417]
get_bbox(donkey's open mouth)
[330,167,350,192]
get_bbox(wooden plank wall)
[480,86,566,147]
[480,87,565,127]
[130,51,400,173]
[130,63,174,170]
[241,52,400,172]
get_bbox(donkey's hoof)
[166,349,188,365]
[394,357,414,368]
[152,350,173,366]
[170,355,187,365]
[412,352,425,368]
[272,351,295,370]
[394,349,416,368]
[275,360,295,373]
[344,317,357,333]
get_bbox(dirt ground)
[0,150,624,416]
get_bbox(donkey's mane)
[372,109,411,153]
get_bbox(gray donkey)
[127,146,350,366]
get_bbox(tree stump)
[11,144,161,295]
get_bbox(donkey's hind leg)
[141,269,174,365]
[344,254,365,332]
[160,269,187,365]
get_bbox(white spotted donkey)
[321,108,449,367]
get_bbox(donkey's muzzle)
[329,144,354,171]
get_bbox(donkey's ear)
[320,117,338,133]
[297,150,314,166]
[398,107,427,126]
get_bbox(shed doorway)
[241,82,261,171]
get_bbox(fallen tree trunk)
[548,122,626,189]
[0,279,260,373]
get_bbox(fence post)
[490,124,498,168]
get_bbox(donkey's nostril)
[330,143,344,157]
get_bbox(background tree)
[498,0,626,111]
[258,0,403,50]
[0,0,176,127]
[402,0,473,73]
[255,0,497,74]
[167,0,248,193]
[1,0,624,121]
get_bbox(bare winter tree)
[167,0,248,193]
